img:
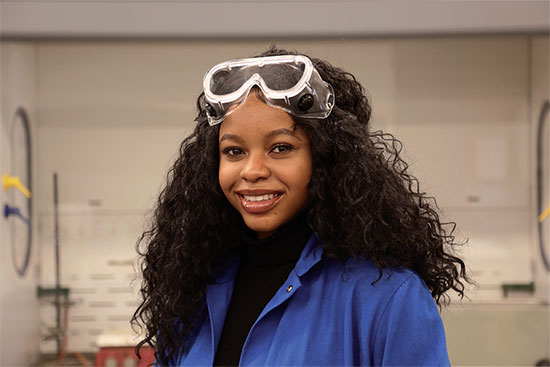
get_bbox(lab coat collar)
[213,233,323,284]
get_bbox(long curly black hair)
[132,46,469,366]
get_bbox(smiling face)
[218,93,312,239]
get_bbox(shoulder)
[317,256,430,303]
[299,255,436,328]
[294,241,449,365]
[320,258,449,366]
[297,235,435,316]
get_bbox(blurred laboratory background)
[1,1,549,366]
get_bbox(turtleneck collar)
[237,212,312,267]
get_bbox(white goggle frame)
[202,55,335,126]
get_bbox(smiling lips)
[236,191,283,214]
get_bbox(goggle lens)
[210,63,306,94]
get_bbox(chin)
[242,217,279,235]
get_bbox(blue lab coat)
[173,234,450,366]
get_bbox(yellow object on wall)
[540,204,550,222]
[2,174,31,198]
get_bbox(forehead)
[219,94,297,138]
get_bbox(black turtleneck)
[213,213,311,367]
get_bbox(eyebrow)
[219,127,302,144]
[219,133,243,144]
[265,128,301,141]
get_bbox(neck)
[239,212,311,267]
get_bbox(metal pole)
[53,173,61,356]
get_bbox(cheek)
[282,157,312,193]
[299,168,313,196]
[296,154,313,189]
[218,162,234,196]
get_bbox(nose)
[241,152,270,182]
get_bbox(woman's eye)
[223,147,243,156]
[271,144,293,154]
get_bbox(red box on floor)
[95,346,155,367]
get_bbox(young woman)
[133,46,469,366]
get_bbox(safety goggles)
[202,55,335,126]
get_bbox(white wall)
[31,38,542,360]
[0,42,40,367]
[387,37,533,297]
[0,36,539,365]
[443,303,549,366]
[531,36,550,303]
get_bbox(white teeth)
[243,194,278,202]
